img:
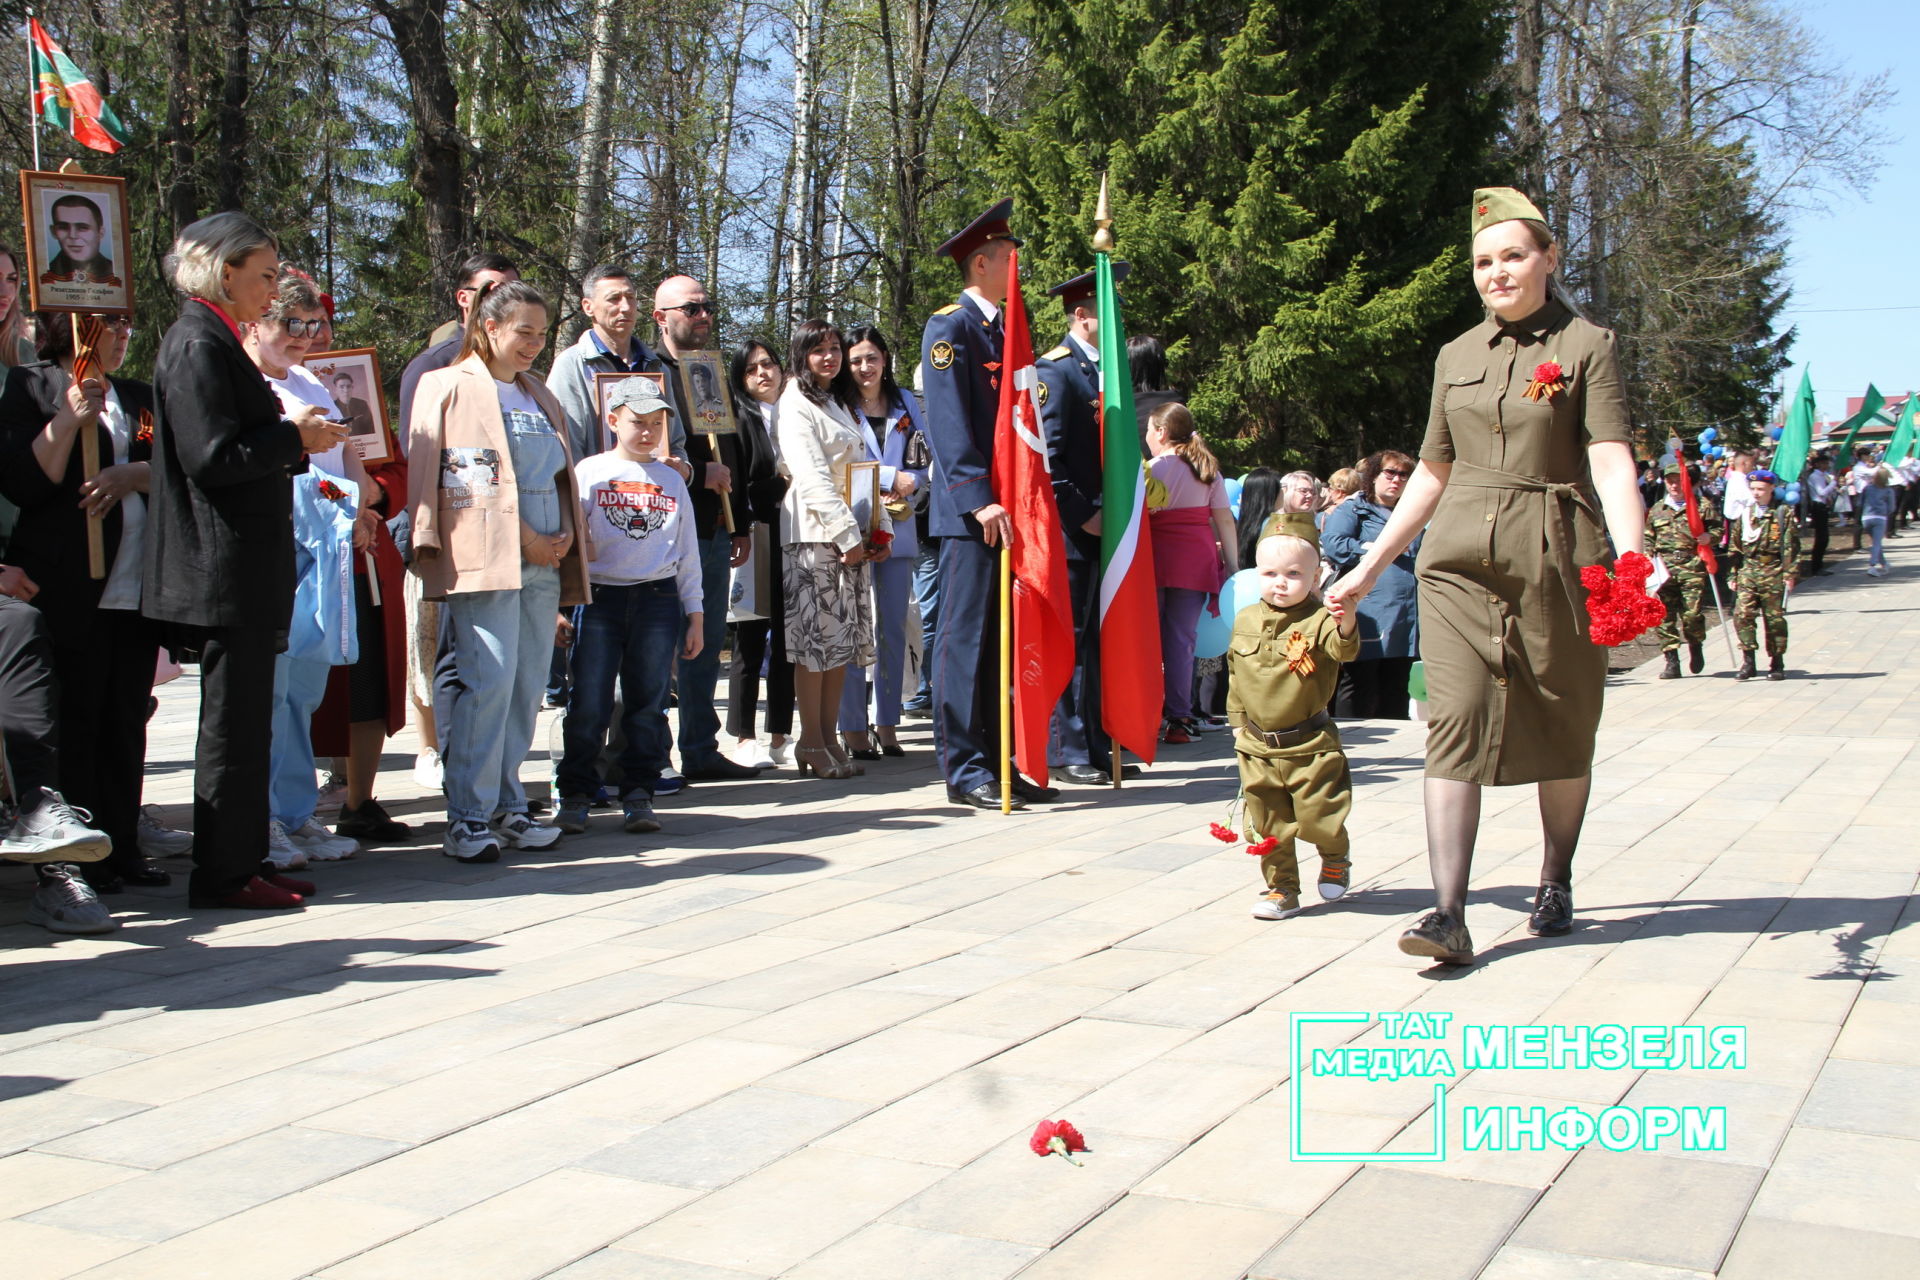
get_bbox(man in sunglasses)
[647,275,759,783]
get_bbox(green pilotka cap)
[1260,511,1320,549]
[1471,187,1548,237]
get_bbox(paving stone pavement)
[2,537,1916,1278]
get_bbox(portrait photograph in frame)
[839,460,882,540]
[675,350,737,435]
[20,169,133,315]
[593,370,668,454]
[305,347,393,464]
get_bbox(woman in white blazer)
[776,318,891,779]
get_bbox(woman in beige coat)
[408,280,588,862]
[776,318,890,779]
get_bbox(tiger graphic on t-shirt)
[598,479,676,540]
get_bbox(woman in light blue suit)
[838,325,928,758]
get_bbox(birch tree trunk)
[565,0,623,309]
[783,0,824,334]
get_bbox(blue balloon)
[1195,568,1266,660]
[1769,426,1783,440]
[1224,475,1244,519]
[1782,483,1802,505]
[1700,427,1718,441]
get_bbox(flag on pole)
[1094,240,1161,764]
[30,20,130,155]
[1772,368,1816,484]
[1833,384,1886,469]
[990,249,1073,787]
[1661,437,1716,576]
[1883,395,1916,466]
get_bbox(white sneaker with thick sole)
[265,820,310,871]
[137,806,195,858]
[287,818,359,861]
[1,788,111,863]
[443,820,500,864]
[490,812,562,850]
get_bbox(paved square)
[3,539,1915,1277]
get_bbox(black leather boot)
[1659,651,1681,680]
[1736,651,1756,681]
[1768,654,1786,680]
[1688,641,1705,674]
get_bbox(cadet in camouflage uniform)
[1226,517,1361,920]
[1728,468,1800,681]
[1648,460,1722,679]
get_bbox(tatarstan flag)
[990,248,1073,786]
[30,20,130,155]
[1094,251,1160,764]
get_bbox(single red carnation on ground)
[1208,822,1238,843]
[1030,1118,1087,1164]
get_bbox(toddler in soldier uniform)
[1728,468,1800,682]
[1226,521,1361,920]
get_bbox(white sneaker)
[26,864,117,934]
[442,819,500,864]
[287,818,358,861]
[490,812,562,850]
[316,773,349,812]
[265,820,310,871]
[768,741,794,769]
[1252,891,1303,920]
[136,806,195,858]
[413,749,444,791]
[733,739,775,769]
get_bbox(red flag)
[991,249,1074,786]
[30,20,131,155]
[1665,443,1717,575]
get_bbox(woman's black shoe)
[336,799,413,842]
[118,861,174,888]
[1398,910,1474,964]
[880,743,905,757]
[1528,882,1573,936]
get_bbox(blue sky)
[1780,0,1916,420]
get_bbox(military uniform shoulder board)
[929,339,956,370]
[932,304,962,316]
[1041,346,1071,361]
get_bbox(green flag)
[1833,384,1887,469]
[1885,395,1917,466]
[1773,368,1816,483]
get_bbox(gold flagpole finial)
[1092,172,1114,253]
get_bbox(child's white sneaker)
[1252,891,1302,920]
[1318,863,1350,901]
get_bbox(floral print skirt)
[783,542,875,673]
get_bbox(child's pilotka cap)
[607,378,671,418]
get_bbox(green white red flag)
[1094,251,1161,763]
[990,248,1073,786]
[30,20,130,155]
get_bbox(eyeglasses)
[279,318,326,337]
[661,301,713,317]
[1381,468,1413,479]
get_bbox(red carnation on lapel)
[317,479,347,501]
[1523,360,1568,402]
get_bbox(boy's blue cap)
[1750,468,1780,484]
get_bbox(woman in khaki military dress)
[1328,188,1647,965]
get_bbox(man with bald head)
[649,274,760,782]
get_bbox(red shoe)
[1162,720,1193,745]
[191,875,304,910]
[264,871,317,896]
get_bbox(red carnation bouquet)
[865,528,894,556]
[1581,551,1665,646]
[1205,796,1279,857]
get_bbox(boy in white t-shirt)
[554,381,705,836]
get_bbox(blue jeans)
[674,528,732,769]
[1867,516,1888,568]
[839,553,914,730]
[444,566,562,825]
[908,537,939,702]
[268,653,334,829]
[557,580,681,799]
